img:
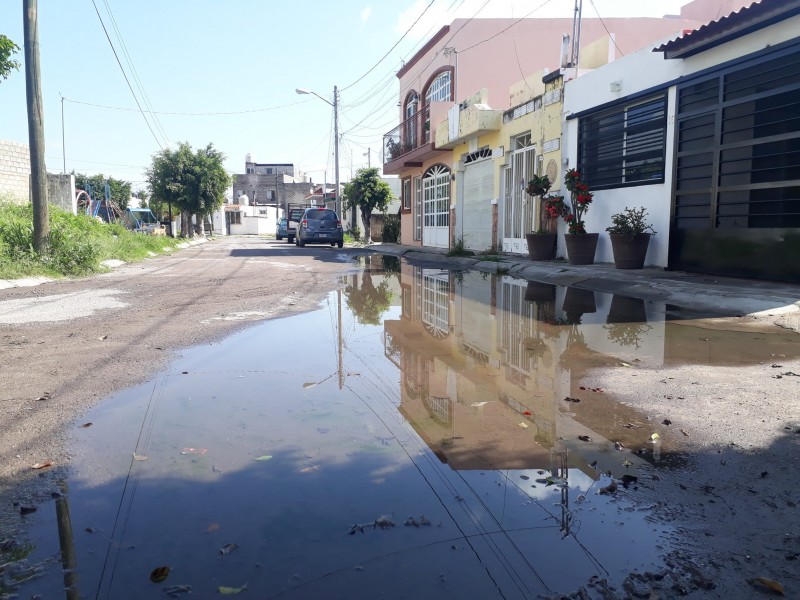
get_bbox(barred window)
[426,72,451,104]
[578,95,667,190]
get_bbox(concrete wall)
[0,140,31,202]
[47,173,77,214]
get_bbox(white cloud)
[361,5,372,23]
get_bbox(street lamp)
[296,87,341,220]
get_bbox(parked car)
[295,208,344,248]
[276,217,288,240]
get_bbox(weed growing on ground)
[446,236,474,257]
[0,200,180,280]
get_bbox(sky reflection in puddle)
[17,258,799,599]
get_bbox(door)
[502,145,536,254]
[422,165,450,248]
[462,157,494,251]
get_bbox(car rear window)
[306,210,336,221]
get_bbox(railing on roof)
[383,107,430,166]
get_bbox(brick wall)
[0,140,31,203]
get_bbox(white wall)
[561,14,800,267]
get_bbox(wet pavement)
[6,255,800,599]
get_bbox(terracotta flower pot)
[565,233,599,265]
[525,233,557,261]
[609,233,652,269]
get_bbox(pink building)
[383,0,752,249]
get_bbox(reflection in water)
[14,263,800,599]
[384,266,800,474]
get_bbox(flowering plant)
[543,169,594,234]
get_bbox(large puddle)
[10,257,800,599]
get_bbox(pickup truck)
[285,204,311,244]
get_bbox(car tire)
[330,242,335,247]
[298,239,305,247]
[288,235,294,244]
[277,235,283,241]
[337,240,344,248]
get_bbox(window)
[578,95,667,190]
[402,178,411,210]
[228,211,242,224]
[425,71,451,104]
[674,48,800,230]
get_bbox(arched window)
[425,71,452,104]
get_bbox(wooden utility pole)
[23,0,49,252]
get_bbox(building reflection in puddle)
[383,265,677,477]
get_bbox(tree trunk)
[360,208,371,244]
[193,213,203,236]
[180,211,191,238]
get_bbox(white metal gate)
[462,158,494,250]
[422,165,450,248]
[502,146,536,254]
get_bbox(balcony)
[382,103,449,175]
[435,103,502,150]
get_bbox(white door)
[502,145,536,254]
[422,165,450,248]
[462,158,494,251]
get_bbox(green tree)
[343,269,393,326]
[0,35,20,82]
[147,142,227,237]
[342,167,393,243]
[74,173,132,211]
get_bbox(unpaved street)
[2,238,799,599]
[0,237,365,529]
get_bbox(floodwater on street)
[10,256,800,599]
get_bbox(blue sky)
[0,0,690,190]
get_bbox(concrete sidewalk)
[370,243,800,328]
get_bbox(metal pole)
[333,85,341,219]
[60,94,66,174]
[24,0,49,253]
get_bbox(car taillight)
[336,220,341,228]
[301,219,308,226]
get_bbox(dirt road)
[0,237,365,528]
[2,238,799,599]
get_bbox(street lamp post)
[296,86,341,220]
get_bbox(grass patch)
[0,200,180,280]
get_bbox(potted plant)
[544,169,597,265]
[524,174,557,261]
[606,207,656,269]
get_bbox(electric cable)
[588,0,624,57]
[64,97,309,116]
[88,0,164,150]
[341,0,437,93]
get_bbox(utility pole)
[363,148,371,168]
[60,94,65,174]
[333,85,341,219]
[24,0,49,253]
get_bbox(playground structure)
[75,180,123,223]
[76,180,164,234]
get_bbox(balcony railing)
[383,107,430,166]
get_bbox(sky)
[0,0,693,191]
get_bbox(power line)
[341,0,438,93]
[64,97,309,116]
[458,0,556,54]
[100,0,171,146]
[88,0,164,150]
[588,0,624,57]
